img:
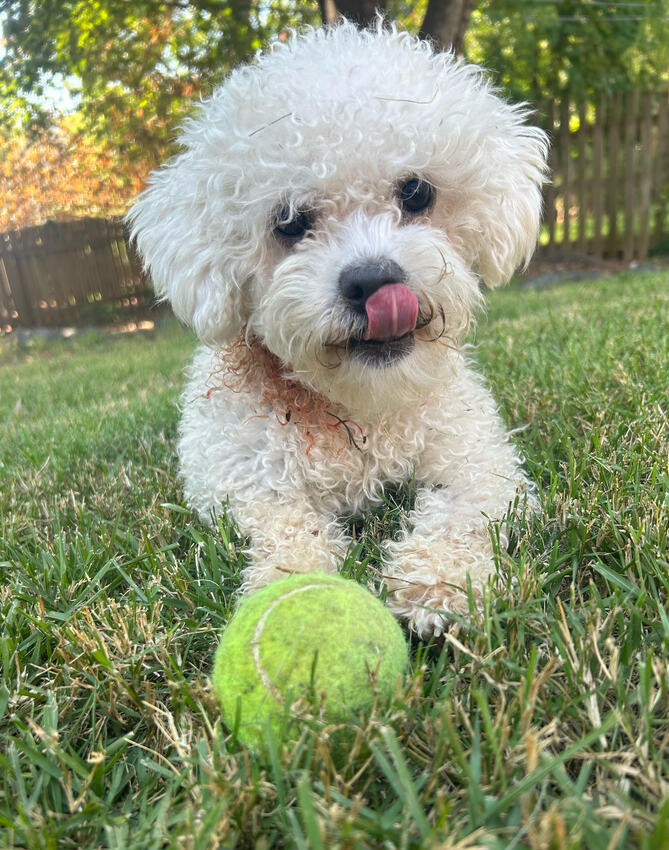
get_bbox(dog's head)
[129,22,547,415]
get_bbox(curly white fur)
[129,21,548,637]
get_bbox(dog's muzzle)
[337,259,420,367]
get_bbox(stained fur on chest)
[207,333,365,455]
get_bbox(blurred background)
[2,12,669,845]
[1,0,668,331]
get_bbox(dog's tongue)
[364,283,419,341]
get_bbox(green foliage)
[0,1,320,155]
[2,0,669,147]
[467,0,669,101]
[2,0,668,220]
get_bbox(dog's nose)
[339,259,406,310]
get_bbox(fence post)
[638,91,654,261]
[544,98,557,255]
[653,91,669,247]
[623,90,639,262]
[559,95,572,250]
[577,100,588,254]
[0,235,35,326]
[592,94,605,258]
[606,90,622,258]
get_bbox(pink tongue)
[364,283,419,341]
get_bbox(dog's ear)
[473,114,548,288]
[127,153,247,346]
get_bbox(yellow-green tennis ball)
[213,572,409,746]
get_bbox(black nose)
[339,259,407,311]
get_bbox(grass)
[1,269,668,849]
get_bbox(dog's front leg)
[382,451,531,637]
[232,492,351,595]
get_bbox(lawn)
[1,270,668,849]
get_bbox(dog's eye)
[274,207,311,240]
[398,178,434,214]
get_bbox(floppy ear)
[127,151,247,346]
[473,114,549,288]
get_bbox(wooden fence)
[539,90,669,261]
[0,218,152,331]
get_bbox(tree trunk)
[318,0,387,27]
[419,0,477,53]
[318,0,476,55]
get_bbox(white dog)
[129,21,547,637]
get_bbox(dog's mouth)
[346,333,416,367]
[350,284,418,366]
[340,302,443,368]
[324,290,447,368]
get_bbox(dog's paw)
[382,532,494,637]
[239,528,347,595]
[386,578,481,637]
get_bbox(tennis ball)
[213,572,408,746]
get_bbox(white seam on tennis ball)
[250,583,325,705]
